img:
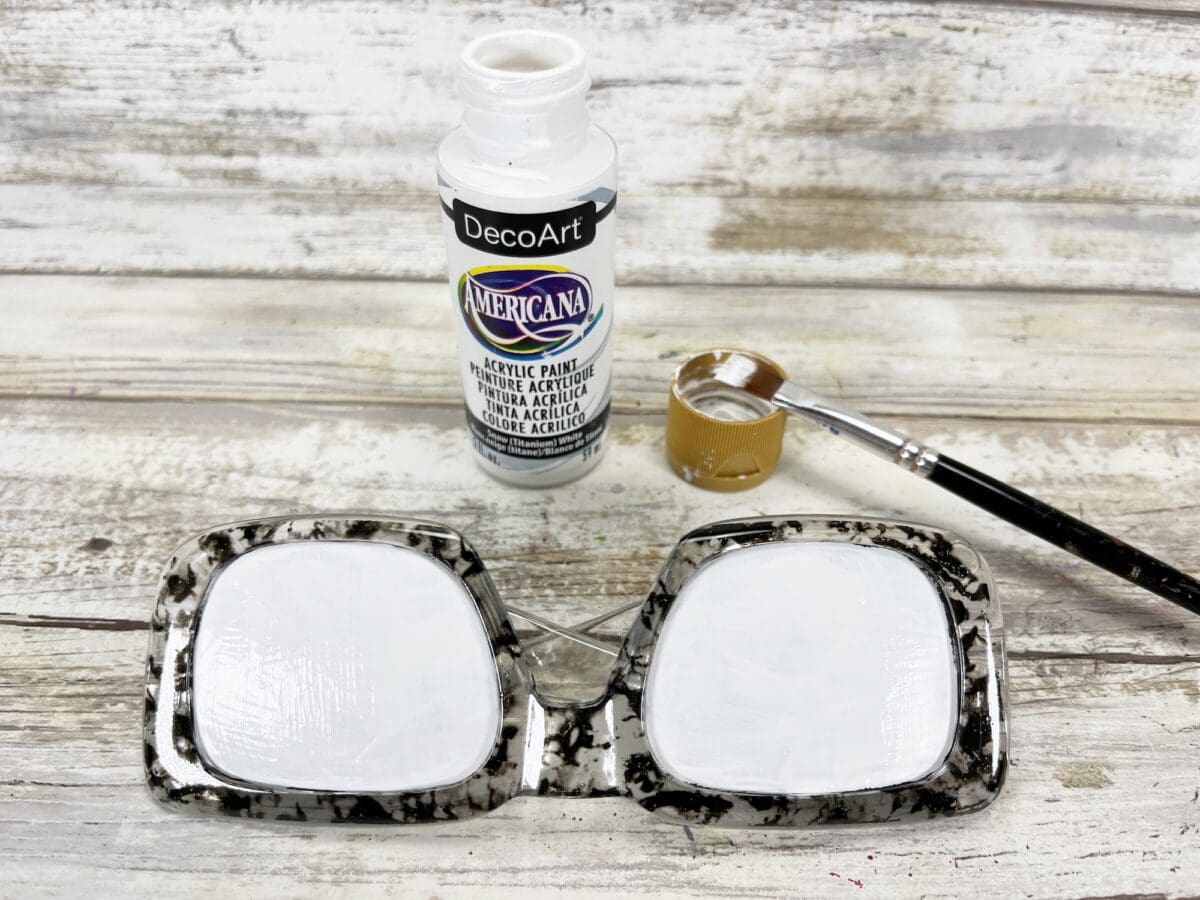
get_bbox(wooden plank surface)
[4,275,1199,422]
[2,274,1199,895]
[1,399,1199,895]
[4,1,1200,290]
[4,0,1200,892]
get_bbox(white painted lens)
[643,542,958,794]
[192,541,501,792]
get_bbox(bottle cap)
[665,349,788,491]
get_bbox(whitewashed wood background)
[2,1,1200,897]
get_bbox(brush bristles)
[711,353,784,400]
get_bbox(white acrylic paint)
[438,30,617,487]
[191,541,501,792]
[643,542,958,794]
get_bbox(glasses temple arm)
[517,598,644,652]
[506,606,620,657]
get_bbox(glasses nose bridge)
[522,695,623,799]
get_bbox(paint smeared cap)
[665,349,788,491]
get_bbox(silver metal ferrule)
[771,381,940,477]
[896,439,940,478]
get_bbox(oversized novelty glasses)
[144,515,1008,827]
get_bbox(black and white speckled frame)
[144,514,1007,826]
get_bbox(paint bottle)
[437,30,617,487]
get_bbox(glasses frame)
[144,514,1008,827]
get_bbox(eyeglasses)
[144,514,1007,827]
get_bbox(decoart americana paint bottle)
[437,30,617,487]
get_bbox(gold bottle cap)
[665,349,788,492]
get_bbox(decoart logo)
[458,265,599,359]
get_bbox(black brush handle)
[928,453,1200,617]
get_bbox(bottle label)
[440,184,616,477]
[451,199,597,257]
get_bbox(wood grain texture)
[3,395,1200,652]
[2,632,1197,897]
[1,390,1199,895]
[5,0,1200,890]
[4,275,1199,422]
[4,1,1200,289]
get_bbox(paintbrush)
[712,352,1200,617]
